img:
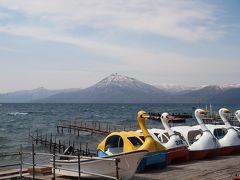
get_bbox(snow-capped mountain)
[38,73,169,103]
[90,73,163,94]
[2,73,240,104]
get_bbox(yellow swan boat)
[97,110,167,172]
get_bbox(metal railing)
[0,144,120,180]
[0,145,24,179]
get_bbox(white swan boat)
[54,150,147,180]
[138,112,189,164]
[205,108,240,155]
[171,109,220,160]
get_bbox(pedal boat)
[205,108,240,155]
[97,110,167,172]
[53,150,146,180]
[138,112,189,164]
[172,109,220,160]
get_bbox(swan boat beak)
[223,108,230,113]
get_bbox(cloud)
[0,24,238,81]
[0,0,237,89]
[0,46,15,52]
[0,0,224,42]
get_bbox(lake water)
[0,103,238,156]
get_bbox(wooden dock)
[1,154,240,179]
[133,154,240,180]
[56,120,139,136]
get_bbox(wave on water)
[7,112,29,116]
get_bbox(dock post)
[59,139,61,153]
[28,129,31,143]
[85,143,88,156]
[19,144,23,179]
[36,131,38,144]
[78,149,81,180]
[73,141,75,154]
[44,134,47,147]
[40,133,43,144]
[115,158,120,180]
[52,144,56,180]
[32,143,35,180]
[63,141,66,152]
[50,133,52,152]
[79,143,82,155]
[69,122,72,133]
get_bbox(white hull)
[206,124,240,146]
[54,150,147,180]
[171,126,220,151]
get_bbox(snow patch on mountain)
[156,84,199,94]
[220,84,240,90]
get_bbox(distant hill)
[173,85,240,104]
[0,87,80,103]
[209,87,240,104]
[173,86,224,103]
[1,74,240,104]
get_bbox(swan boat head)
[219,108,230,114]
[158,112,188,149]
[219,108,231,128]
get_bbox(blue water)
[0,103,239,155]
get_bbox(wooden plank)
[0,173,29,180]
[0,168,28,177]
[133,155,240,180]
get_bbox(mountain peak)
[94,73,136,88]
[105,73,135,82]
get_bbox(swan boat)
[171,109,220,160]
[53,150,147,180]
[97,110,167,172]
[205,108,240,155]
[137,112,189,164]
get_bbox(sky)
[0,0,240,92]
